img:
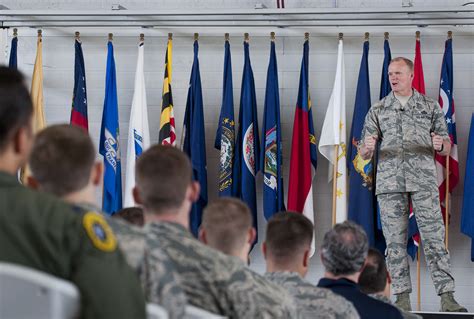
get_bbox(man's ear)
[262,242,267,259]
[132,186,143,205]
[91,162,103,187]
[303,249,310,268]
[26,176,40,190]
[248,227,256,245]
[198,228,207,244]
[14,126,33,158]
[188,181,200,203]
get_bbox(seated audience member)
[28,124,185,319]
[317,221,403,319]
[134,145,297,318]
[114,206,145,227]
[0,67,145,318]
[359,248,422,319]
[199,198,255,263]
[263,211,360,319]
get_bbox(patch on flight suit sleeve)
[82,212,117,252]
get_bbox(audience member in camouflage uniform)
[263,212,360,319]
[359,248,422,319]
[28,124,186,319]
[135,145,297,318]
[359,57,466,312]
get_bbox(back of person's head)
[135,145,193,213]
[29,124,96,197]
[321,221,368,277]
[200,198,253,256]
[264,211,313,272]
[359,248,388,294]
[114,207,145,227]
[0,67,33,155]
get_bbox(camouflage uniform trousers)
[378,191,455,295]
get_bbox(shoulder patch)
[83,212,117,252]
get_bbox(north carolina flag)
[288,38,317,255]
[70,39,88,131]
[319,38,347,224]
[124,39,150,207]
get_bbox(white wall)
[6,0,474,312]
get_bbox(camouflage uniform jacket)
[145,221,298,319]
[265,272,360,319]
[369,294,422,319]
[361,90,449,195]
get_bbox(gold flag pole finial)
[13,28,18,37]
[194,33,199,41]
[416,31,421,39]
[339,32,343,40]
[244,33,249,42]
[168,33,173,40]
[270,32,275,41]
[304,32,309,41]
[139,33,145,42]
[384,32,389,40]
[364,32,369,40]
[108,33,113,41]
[224,33,229,41]
[447,31,452,39]
[37,29,42,38]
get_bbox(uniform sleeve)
[431,101,449,140]
[71,212,146,319]
[361,106,381,142]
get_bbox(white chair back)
[185,305,227,319]
[147,303,169,319]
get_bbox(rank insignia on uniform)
[83,212,117,252]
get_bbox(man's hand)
[431,132,444,152]
[359,135,378,160]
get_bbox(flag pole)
[444,30,453,250]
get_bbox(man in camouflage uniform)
[263,212,360,319]
[134,145,297,318]
[0,67,146,319]
[359,248,422,319]
[28,124,186,319]
[359,57,466,312]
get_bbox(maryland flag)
[158,35,176,146]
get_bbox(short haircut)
[390,57,414,72]
[135,145,192,213]
[0,67,33,152]
[113,207,145,227]
[359,248,387,294]
[265,211,314,262]
[321,221,368,276]
[29,124,96,197]
[201,198,253,255]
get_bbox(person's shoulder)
[367,295,403,318]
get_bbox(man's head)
[114,207,145,227]
[263,212,314,277]
[28,124,101,200]
[134,145,199,225]
[199,198,255,263]
[321,221,368,279]
[0,67,34,173]
[359,248,390,296]
[388,57,414,96]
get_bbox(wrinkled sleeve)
[361,106,381,142]
[431,101,449,140]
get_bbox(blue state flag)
[234,41,260,243]
[348,40,377,247]
[182,40,208,237]
[99,41,122,214]
[461,113,474,261]
[379,38,392,100]
[215,39,235,197]
[9,36,17,69]
[261,39,285,220]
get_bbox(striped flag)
[124,39,150,207]
[159,36,176,146]
[70,38,88,131]
[288,38,317,255]
[319,38,347,224]
[435,37,459,223]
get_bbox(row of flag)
[7,32,474,258]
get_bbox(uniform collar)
[318,277,358,289]
[386,89,421,110]
[0,170,21,187]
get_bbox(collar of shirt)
[146,220,190,237]
[265,271,303,281]
[0,170,21,187]
[318,277,358,290]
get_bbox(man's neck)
[394,89,413,98]
[0,153,21,175]
[267,262,305,277]
[145,208,189,230]
[324,271,359,283]
[62,185,96,207]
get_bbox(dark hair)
[202,198,253,255]
[114,207,145,227]
[29,124,96,197]
[265,211,314,262]
[359,248,388,294]
[321,221,368,276]
[0,67,33,151]
[135,145,192,213]
[390,57,414,72]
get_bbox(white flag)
[124,41,150,207]
[318,39,347,224]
